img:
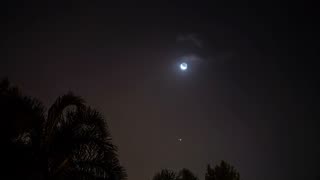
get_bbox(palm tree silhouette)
[1,79,126,180]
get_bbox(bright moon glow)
[180,63,187,71]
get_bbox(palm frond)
[2,80,126,180]
[45,92,85,144]
[1,86,45,140]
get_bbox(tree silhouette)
[153,169,177,180]
[1,78,45,179]
[205,161,240,180]
[1,79,126,180]
[153,168,198,180]
[177,168,198,180]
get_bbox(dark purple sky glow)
[1,2,319,180]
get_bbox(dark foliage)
[0,79,126,180]
[153,169,177,180]
[177,169,198,180]
[153,161,240,180]
[205,161,240,180]
[152,168,198,180]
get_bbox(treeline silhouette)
[152,161,239,180]
[1,78,241,180]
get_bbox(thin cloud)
[176,33,203,48]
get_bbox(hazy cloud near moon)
[176,33,203,48]
[176,33,235,64]
[176,33,205,64]
[178,54,203,63]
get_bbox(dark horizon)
[1,1,319,180]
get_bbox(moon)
[180,62,187,71]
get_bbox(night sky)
[1,1,319,180]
